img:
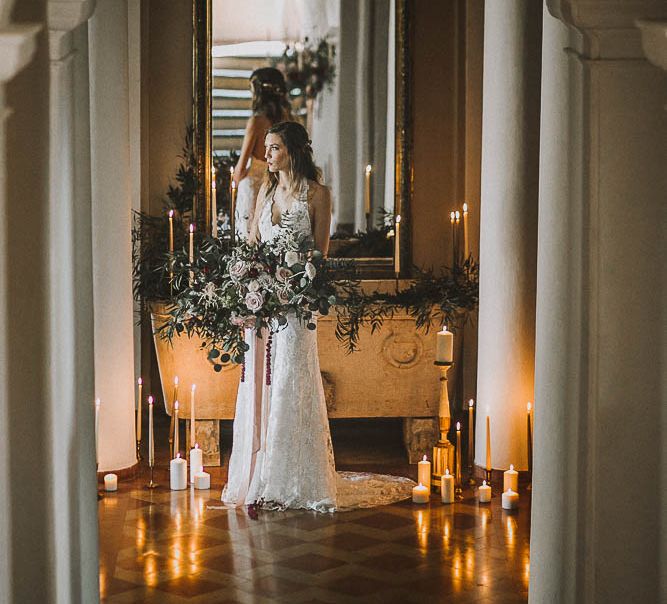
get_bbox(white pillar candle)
[417,455,431,491]
[441,468,454,504]
[503,464,519,493]
[170,453,187,490]
[412,483,429,504]
[190,444,203,484]
[103,474,118,492]
[478,480,491,503]
[194,471,210,490]
[189,384,196,449]
[436,325,453,363]
[502,488,519,510]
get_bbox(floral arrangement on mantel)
[132,129,479,369]
[272,37,336,101]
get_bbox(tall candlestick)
[454,210,461,261]
[450,211,456,265]
[462,203,469,259]
[173,401,180,457]
[467,399,475,484]
[190,384,196,449]
[485,411,492,481]
[394,214,401,277]
[188,224,194,286]
[455,421,463,500]
[527,402,533,489]
[229,166,234,199]
[136,378,142,441]
[95,398,101,465]
[168,209,174,254]
[211,176,217,238]
[364,164,372,218]
[169,376,178,458]
[148,395,154,467]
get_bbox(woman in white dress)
[222,121,414,512]
[232,68,291,240]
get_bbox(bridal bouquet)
[156,224,337,374]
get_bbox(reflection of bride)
[232,68,291,239]
[222,121,415,512]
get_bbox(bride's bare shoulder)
[306,180,332,209]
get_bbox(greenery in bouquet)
[272,38,336,100]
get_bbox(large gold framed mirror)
[193,0,412,277]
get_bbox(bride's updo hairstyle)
[265,121,322,195]
[250,67,291,123]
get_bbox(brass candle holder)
[432,361,455,492]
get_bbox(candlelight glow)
[469,399,474,408]
[148,395,153,405]
[365,164,372,174]
[456,421,461,431]
[396,214,401,224]
[192,384,196,392]
[463,202,468,213]
[137,377,142,386]
[168,209,174,218]
[95,397,100,408]
[174,376,179,385]
[510,464,514,471]
[175,401,179,411]
[194,443,199,449]
[455,210,460,222]
[450,211,455,223]
[527,401,532,412]
[189,223,194,233]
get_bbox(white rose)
[229,260,248,280]
[304,261,316,280]
[257,273,273,288]
[245,291,264,312]
[247,279,260,292]
[284,251,300,267]
[275,266,293,283]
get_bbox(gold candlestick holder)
[432,361,455,492]
[136,439,142,462]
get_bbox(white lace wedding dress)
[235,157,266,240]
[221,181,415,512]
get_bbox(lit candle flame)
[456,421,461,431]
[463,202,468,213]
[527,401,532,412]
[422,455,427,461]
[174,376,179,385]
[191,384,196,392]
[95,398,101,409]
[396,214,401,224]
[174,401,179,411]
[468,399,474,408]
[194,443,199,450]
[365,164,372,174]
[148,395,154,405]
[450,211,455,223]
[137,377,142,386]
[168,209,174,218]
[510,464,514,471]
[189,223,194,233]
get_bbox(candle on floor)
[173,401,180,456]
[190,443,203,484]
[104,474,118,492]
[436,324,453,363]
[170,453,187,490]
[136,378,142,441]
[417,455,431,491]
[190,384,196,449]
[503,465,518,493]
[502,488,519,510]
[194,471,210,490]
[478,480,491,503]
[441,468,454,504]
[148,395,155,467]
[412,483,429,504]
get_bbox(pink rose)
[229,260,248,280]
[276,287,292,304]
[245,291,264,312]
[275,266,293,283]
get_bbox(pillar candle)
[173,401,180,456]
[136,378,142,441]
[148,395,154,466]
[104,474,118,492]
[436,324,453,363]
[503,465,518,492]
[394,214,401,275]
[441,468,454,503]
[190,384,196,448]
[194,471,210,490]
[94,398,101,465]
[190,443,203,484]
[364,164,372,216]
[485,413,491,471]
[478,480,491,503]
[170,453,187,490]
[463,202,469,259]
[417,455,431,491]
[502,488,519,510]
[412,483,429,504]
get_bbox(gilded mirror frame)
[192,0,413,278]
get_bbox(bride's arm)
[310,184,333,256]
[247,182,267,245]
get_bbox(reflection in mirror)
[210,0,396,260]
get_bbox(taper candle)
[450,211,456,264]
[364,164,372,216]
[95,398,101,465]
[211,174,217,238]
[136,378,142,441]
[190,384,196,448]
[173,401,180,457]
[463,202,469,259]
[454,210,461,260]
[230,181,237,237]
[188,223,194,286]
[168,209,174,253]
[394,214,401,276]
[467,399,474,469]
[455,421,462,484]
[148,395,155,466]
[173,375,179,404]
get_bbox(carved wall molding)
[636,19,667,70]
[48,0,96,32]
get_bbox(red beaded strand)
[265,333,273,385]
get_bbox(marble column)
[530,2,666,602]
[89,0,137,473]
[47,2,99,601]
[474,0,542,471]
[0,21,42,604]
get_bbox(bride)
[222,121,414,512]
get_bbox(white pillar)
[47,1,99,601]
[531,2,667,602]
[89,0,136,472]
[475,1,542,471]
